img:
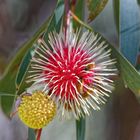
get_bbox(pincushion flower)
[27,29,117,119]
[17,90,56,129]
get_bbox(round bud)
[18,91,56,129]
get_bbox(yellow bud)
[18,91,56,129]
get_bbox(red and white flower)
[27,29,117,119]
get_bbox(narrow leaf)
[76,117,86,140]
[43,0,64,41]
[16,44,37,91]
[111,45,140,101]
[0,17,50,115]
[137,0,140,5]
[73,0,84,29]
[87,0,108,22]
[113,0,120,34]
[16,0,64,95]
[28,128,36,140]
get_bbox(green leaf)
[43,0,64,41]
[87,0,108,22]
[113,0,120,33]
[0,11,51,116]
[28,128,36,140]
[111,45,140,101]
[100,35,140,101]
[76,117,86,140]
[73,0,84,29]
[136,65,140,71]
[0,0,64,116]
[0,16,51,115]
[100,35,140,102]
[16,0,64,95]
[16,44,37,92]
[137,0,140,5]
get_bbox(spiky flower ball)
[18,91,56,129]
[28,29,117,119]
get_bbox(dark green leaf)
[28,128,36,140]
[137,0,140,5]
[43,0,64,41]
[113,0,120,34]
[73,0,84,29]
[87,0,108,22]
[111,45,140,101]
[16,44,37,91]
[0,0,64,115]
[76,117,86,140]
[16,0,64,95]
[0,16,51,115]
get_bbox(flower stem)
[36,129,42,140]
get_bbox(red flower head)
[28,29,117,119]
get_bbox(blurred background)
[0,0,140,140]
